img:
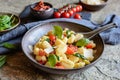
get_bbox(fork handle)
[84,23,117,39]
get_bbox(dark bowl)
[22,19,104,74]
[80,0,108,11]
[30,2,54,20]
[0,12,20,34]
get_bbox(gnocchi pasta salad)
[33,26,96,69]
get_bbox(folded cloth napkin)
[0,5,120,54]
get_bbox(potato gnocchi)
[33,26,96,69]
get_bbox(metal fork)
[82,23,117,39]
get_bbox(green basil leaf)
[45,38,50,43]
[74,53,87,60]
[76,38,90,47]
[55,55,60,61]
[2,42,16,49]
[48,54,57,67]
[0,56,6,67]
[66,30,72,38]
[53,26,63,39]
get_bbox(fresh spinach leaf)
[48,54,57,67]
[76,38,90,47]
[74,53,87,60]
[53,26,63,39]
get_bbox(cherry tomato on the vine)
[71,7,77,13]
[54,4,83,19]
[74,13,82,19]
[67,9,74,16]
[61,12,70,18]
[76,5,83,12]
[54,12,61,18]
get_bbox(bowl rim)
[0,12,20,33]
[22,18,104,71]
[80,0,108,6]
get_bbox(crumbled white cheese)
[44,47,54,54]
[83,48,94,61]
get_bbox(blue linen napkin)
[0,5,120,54]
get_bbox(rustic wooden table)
[0,0,120,80]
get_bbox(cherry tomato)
[76,7,80,12]
[74,13,82,19]
[71,7,77,13]
[67,9,74,16]
[39,50,46,56]
[49,34,56,45]
[76,5,83,12]
[61,12,70,18]
[55,62,64,69]
[66,47,74,54]
[69,45,78,52]
[56,62,61,66]
[54,12,61,18]
[55,65,65,69]
[86,43,93,48]
[49,34,56,41]
[86,42,96,48]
